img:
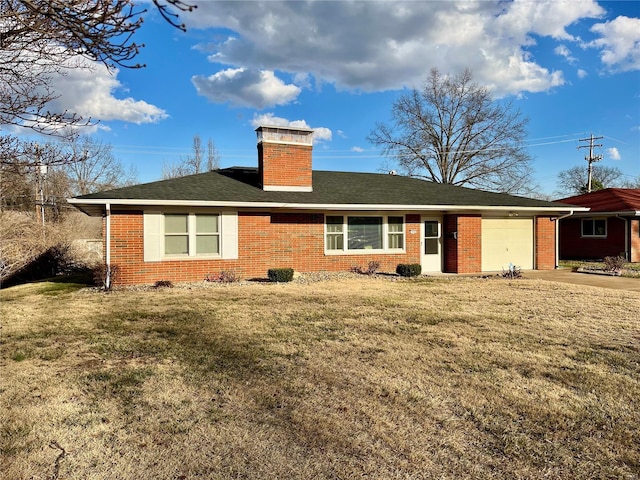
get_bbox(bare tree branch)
[0,0,195,135]
[556,165,627,196]
[368,68,533,194]
[63,135,137,195]
[162,134,221,179]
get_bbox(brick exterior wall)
[559,216,628,260]
[630,218,640,263]
[258,143,313,190]
[443,214,482,273]
[534,216,556,270]
[108,211,422,285]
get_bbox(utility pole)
[577,133,603,193]
[34,143,47,225]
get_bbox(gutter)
[105,203,111,289]
[553,210,575,269]
[67,197,586,214]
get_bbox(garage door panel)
[482,218,533,271]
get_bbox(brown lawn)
[1,275,639,479]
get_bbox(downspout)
[615,215,629,260]
[553,210,574,269]
[105,203,111,289]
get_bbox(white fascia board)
[568,210,639,217]
[67,197,587,214]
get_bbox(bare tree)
[368,68,533,194]
[185,134,204,174]
[162,134,220,178]
[620,175,640,189]
[0,0,195,136]
[556,165,625,196]
[0,135,79,167]
[161,159,190,180]
[0,161,32,211]
[63,136,137,195]
[207,138,220,171]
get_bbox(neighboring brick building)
[69,126,579,285]
[557,189,640,262]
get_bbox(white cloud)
[187,0,607,97]
[251,113,332,142]
[607,147,621,160]
[192,68,300,109]
[589,16,640,72]
[46,56,168,125]
[351,146,365,153]
[554,45,577,64]
[577,69,588,79]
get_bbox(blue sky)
[27,0,640,196]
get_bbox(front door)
[421,217,442,273]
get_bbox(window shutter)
[221,211,238,259]
[143,212,163,262]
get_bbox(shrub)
[396,263,422,277]
[0,211,102,287]
[92,264,120,290]
[501,263,522,279]
[205,271,239,283]
[603,255,626,273]
[352,260,381,276]
[153,280,174,288]
[267,268,294,283]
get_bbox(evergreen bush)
[267,268,294,283]
[396,263,422,277]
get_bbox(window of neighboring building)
[325,215,405,252]
[581,218,607,237]
[164,213,220,256]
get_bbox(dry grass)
[1,275,639,479]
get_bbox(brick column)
[535,216,556,270]
[443,214,482,273]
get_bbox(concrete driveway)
[525,269,640,293]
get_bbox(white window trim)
[581,218,607,238]
[144,210,238,262]
[324,213,406,255]
[164,213,221,259]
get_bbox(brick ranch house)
[556,188,640,262]
[69,126,583,285]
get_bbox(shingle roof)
[557,188,640,213]
[71,167,574,213]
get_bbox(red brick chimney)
[256,125,314,192]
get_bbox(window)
[195,215,219,254]
[348,216,382,249]
[424,220,439,254]
[581,218,606,237]
[388,216,404,249]
[165,214,189,255]
[326,216,344,250]
[326,215,405,252]
[164,213,220,256]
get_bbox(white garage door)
[482,218,534,271]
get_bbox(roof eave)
[67,198,586,214]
